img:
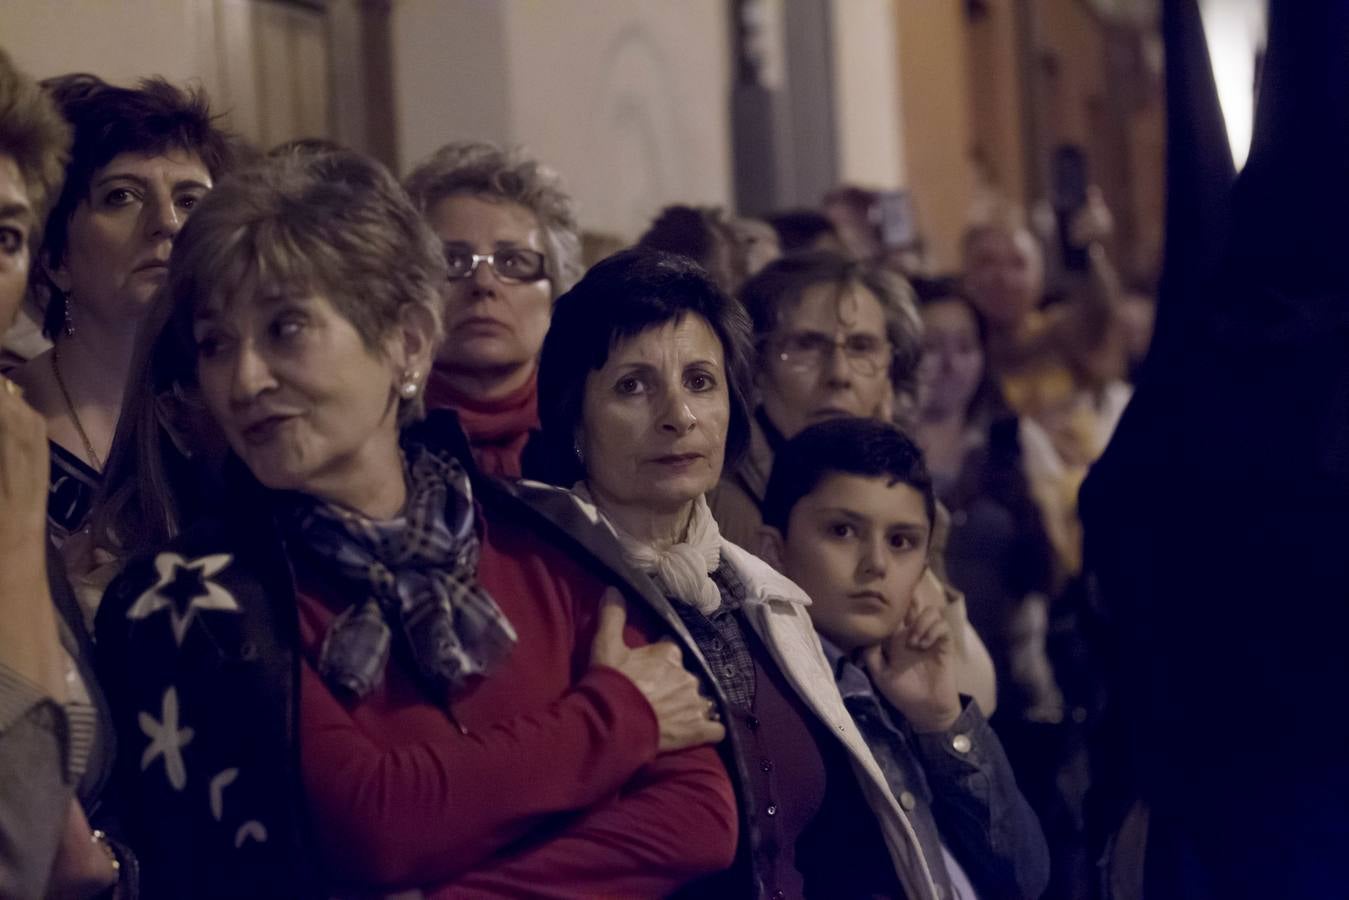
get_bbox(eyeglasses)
[444,246,548,283]
[771,332,893,376]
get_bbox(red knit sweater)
[425,368,539,478]
[295,500,738,897]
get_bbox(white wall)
[504,0,732,239]
[391,0,514,171]
[0,0,328,149]
[5,0,902,237]
[0,0,223,93]
[829,0,905,188]
[392,0,734,240]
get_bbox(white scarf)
[574,483,725,615]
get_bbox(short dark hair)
[531,248,754,486]
[637,204,738,294]
[763,417,935,534]
[267,136,346,159]
[37,74,242,336]
[767,209,838,253]
[739,250,923,399]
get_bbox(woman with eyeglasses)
[709,252,1000,717]
[710,252,919,551]
[94,150,736,898]
[403,142,582,477]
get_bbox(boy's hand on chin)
[862,593,961,734]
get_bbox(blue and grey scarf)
[283,443,516,699]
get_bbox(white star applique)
[126,552,239,646]
[209,768,239,822]
[234,821,268,848]
[210,767,268,847]
[140,686,194,790]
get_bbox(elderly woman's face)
[427,194,552,382]
[193,288,407,506]
[962,226,1043,330]
[0,153,32,334]
[580,315,730,516]
[758,281,894,439]
[50,150,211,328]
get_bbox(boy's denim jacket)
[822,638,1051,900]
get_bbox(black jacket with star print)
[95,489,319,900]
[93,411,741,899]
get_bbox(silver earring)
[398,370,420,399]
[62,296,75,338]
[573,440,584,464]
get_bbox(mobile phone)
[1052,145,1088,213]
[875,189,918,249]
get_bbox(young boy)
[760,417,1049,900]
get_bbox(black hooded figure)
[1081,1,1349,897]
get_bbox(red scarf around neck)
[426,367,539,478]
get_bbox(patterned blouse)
[47,441,99,546]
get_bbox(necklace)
[51,344,103,472]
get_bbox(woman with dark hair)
[713,252,925,555]
[0,50,125,899]
[95,151,735,898]
[637,204,780,296]
[11,73,239,548]
[767,209,844,255]
[912,277,1060,717]
[527,248,948,899]
[915,279,1100,900]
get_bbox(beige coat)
[719,542,945,900]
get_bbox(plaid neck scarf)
[283,443,517,699]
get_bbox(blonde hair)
[91,151,446,558]
[0,49,70,251]
[166,151,446,416]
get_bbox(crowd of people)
[0,48,1154,900]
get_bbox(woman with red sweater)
[404,142,583,478]
[94,150,735,898]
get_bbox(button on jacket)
[824,639,1051,900]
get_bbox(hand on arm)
[439,591,737,898]
[589,589,725,753]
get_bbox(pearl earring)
[399,370,420,399]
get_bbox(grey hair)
[739,251,925,403]
[403,141,583,297]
